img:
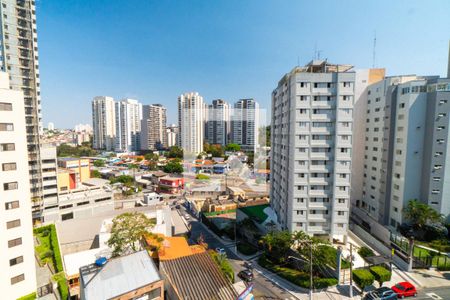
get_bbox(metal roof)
[80,250,161,300]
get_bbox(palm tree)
[403,199,443,230]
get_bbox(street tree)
[93,159,105,167]
[107,212,155,257]
[225,143,241,152]
[403,199,443,230]
[163,160,183,174]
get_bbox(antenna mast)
[372,31,377,68]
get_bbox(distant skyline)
[38,0,450,128]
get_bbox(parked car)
[363,287,397,300]
[238,270,254,282]
[184,214,190,220]
[391,282,417,298]
[175,204,180,209]
[243,261,253,270]
[215,247,226,256]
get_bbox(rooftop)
[80,250,161,300]
[145,235,205,260]
[160,251,238,300]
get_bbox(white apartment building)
[0,72,36,299]
[115,98,142,152]
[178,92,204,155]
[231,99,259,152]
[206,99,230,146]
[358,76,450,227]
[92,96,116,151]
[166,124,178,148]
[0,0,43,202]
[141,104,167,150]
[270,61,365,241]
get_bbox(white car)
[215,247,226,256]
[184,214,190,220]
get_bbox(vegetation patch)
[34,224,63,273]
[369,266,391,286]
[237,242,258,256]
[209,250,235,283]
[195,173,210,180]
[52,272,69,300]
[240,204,269,223]
[352,269,375,289]
[358,246,375,259]
[17,292,36,300]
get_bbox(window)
[147,287,162,300]
[337,211,345,216]
[77,201,89,206]
[6,219,20,229]
[3,182,18,190]
[10,274,25,285]
[5,201,19,210]
[59,204,73,210]
[0,102,12,111]
[2,163,17,171]
[0,123,14,131]
[9,256,23,266]
[0,143,15,151]
[61,212,74,221]
[314,83,318,88]
[8,238,22,248]
[343,82,351,87]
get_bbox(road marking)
[426,293,443,300]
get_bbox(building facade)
[359,76,450,226]
[0,0,43,203]
[166,124,178,148]
[270,61,360,241]
[0,72,36,299]
[206,99,230,146]
[92,96,116,151]
[115,98,142,152]
[141,104,167,150]
[231,98,259,152]
[178,92,204,155]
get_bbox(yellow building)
[57,158,90,191]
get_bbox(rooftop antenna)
[372,31,377,68]
[313,42,317,60]
[317,50,323,60]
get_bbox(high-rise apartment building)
[358,76,450,226]
[35,144,58,221]
[115,98,142,152]
[231,99,259,152]
[270,61,367,241]
[92,96,116,151]
[0,0,43,203]
[178,92,204,155]
[166,124,178,148]
[141,104,167,150]
[206,99,230,146]
[0,72,36,299]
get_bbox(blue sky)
[37,0,450,128]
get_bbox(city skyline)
[37,0,450,128]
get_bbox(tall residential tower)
[206,99,230,146]
[141,104,167,150]
[115,98,142,152]
[92,96,116,151]
[231,99,259,152]
[178,92,204,155]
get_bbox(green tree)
[145,153,159,161]
[110,175,134,184]
[225,143,241,152]
[163,161,184,174]
[259,230,293,264]
[91,170,102,178]
[166,146,183,159]
[107,212,155,257]
[93,160,105,167]
[204,143,224,157]
[403,199,443,230]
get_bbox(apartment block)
[178,92,204,155]
[358,76,450,226]
[0,72,36,299]
[231,99,259,152]
[270,61,363,241]
[37,144,58,221]
[166,124,178,148]
[0,0,43,202]
[141,104,167,150]
[115,98,142,152]
[57,157,91,191]
[92,96,116,151]
[206,99,230,146]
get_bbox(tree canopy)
[166,146,183,159]
[403,199,443,229]
[225,143,241,152]
[93,160,105,167]
[57,143,98,157]
[163,160,184,174]
[204,143,224,157]
[107,212,155,257]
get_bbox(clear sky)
[37,0,450,128]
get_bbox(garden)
[34,224,68,300]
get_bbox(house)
[158,176,184,194]
[79,250,164,300]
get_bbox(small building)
[79,250,164,300]
[227,186,245,198]
[58,157,91,186]
[158,176,184,194]
[140,192,163,206]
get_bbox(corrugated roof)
[160,252,238,300]
[80,250,161,300]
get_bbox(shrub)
[53,272,68,300]
[358,246,375,258]
[210,251,234,283]
[353,269,375,289]
[49,225,63,273]
[17,292,37,300]
[369,266,391,286]
[196,174,210,180]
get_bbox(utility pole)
[349,243,353,298]
[309,242,313,300]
